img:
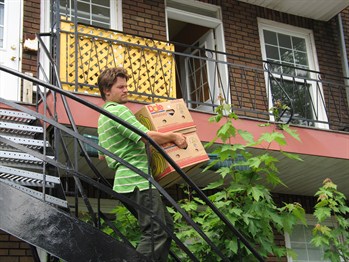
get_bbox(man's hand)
[146,131,188,149]
[172,133,187,149]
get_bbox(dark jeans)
[124,188,174,262]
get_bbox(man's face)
[104,77,128,104]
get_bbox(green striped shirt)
[98,102,151,193]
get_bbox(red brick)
[9,249,26,256]
[19,257,34,262]
[0,257,18,262]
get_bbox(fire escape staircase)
[0,62,265,260]
[0,108,148,261]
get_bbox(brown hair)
[97,67,129,100]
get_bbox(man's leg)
[127,188,173,262]
[158,209,174,262]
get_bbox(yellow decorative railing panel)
[60,21,176,102]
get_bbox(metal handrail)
[57,24,349,130]
[0,65,264,260]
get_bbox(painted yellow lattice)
[60,21,176,102]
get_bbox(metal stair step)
[0,150,44,164]
[0,179,68,208]
[0,121,43,136]
[0,109,36,123]
[0,165,60,188]
[0,135,49,150]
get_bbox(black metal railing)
[0,64,265,261]
[54,20,349,132]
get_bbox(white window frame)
[0,0,4,49]
[58,0,121,30]
[165,0,230,111]
[285,215,337,262]
[258,18,328,129]
[182,29,218,111]
[39,0,122,89]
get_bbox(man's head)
[97,67,130,103]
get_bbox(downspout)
[337,14,349,109]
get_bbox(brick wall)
[0,230,34,262]
[121,0,349,127]
[122,0,167,41]
[22,0,40,77]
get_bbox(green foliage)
[101,205,140,247]
[311,178,349,262]
[169,102,305,260]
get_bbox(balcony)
[58,20,349,133]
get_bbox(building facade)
[0,0,349,261]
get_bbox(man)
[97,67,187,261]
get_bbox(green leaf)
[217,122,236,141]
[282,125,301,142]
[217,167,233,179]
[248,186,265,201]
[292,206,306,225]
[311,235,327,247]
[314,207,332,222]
[203,179,224,190]
[209,114,222,123]
[238,129,254,143]
[247,157,261,169]
[258,131,286,145]
[226,239,238,253]
[281,151,303,161]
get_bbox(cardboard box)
[135,99,196,133]
[151,132,209,188]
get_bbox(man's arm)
[144,131,188,149]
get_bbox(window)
[263,30,309,77]
[286,224,329,262]
[0,0,4,48]
[258,19,328,128]
[59,0,119,29]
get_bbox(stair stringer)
[0,181,148,262]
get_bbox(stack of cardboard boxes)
[135,99,209,187]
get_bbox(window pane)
[60,0,111,28]
[290,225,305,242]
[294,51,308,67]
[267,59,282,74]
[288,224,329,261]
[264,29,310,77]
[0,1,3,48]
[77,2,90,19]
[93,0,109,6]
[280,48,294,63]
[281,62,295,75]
[307,247,324,260]
[92,5,109,23]
[0,27,3,48]
[266,45,279,60]
[293,36,306,52]
[264,30,277,45]
[0,1,4,24]
[296,65,309,78]
[278,33,292,48]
